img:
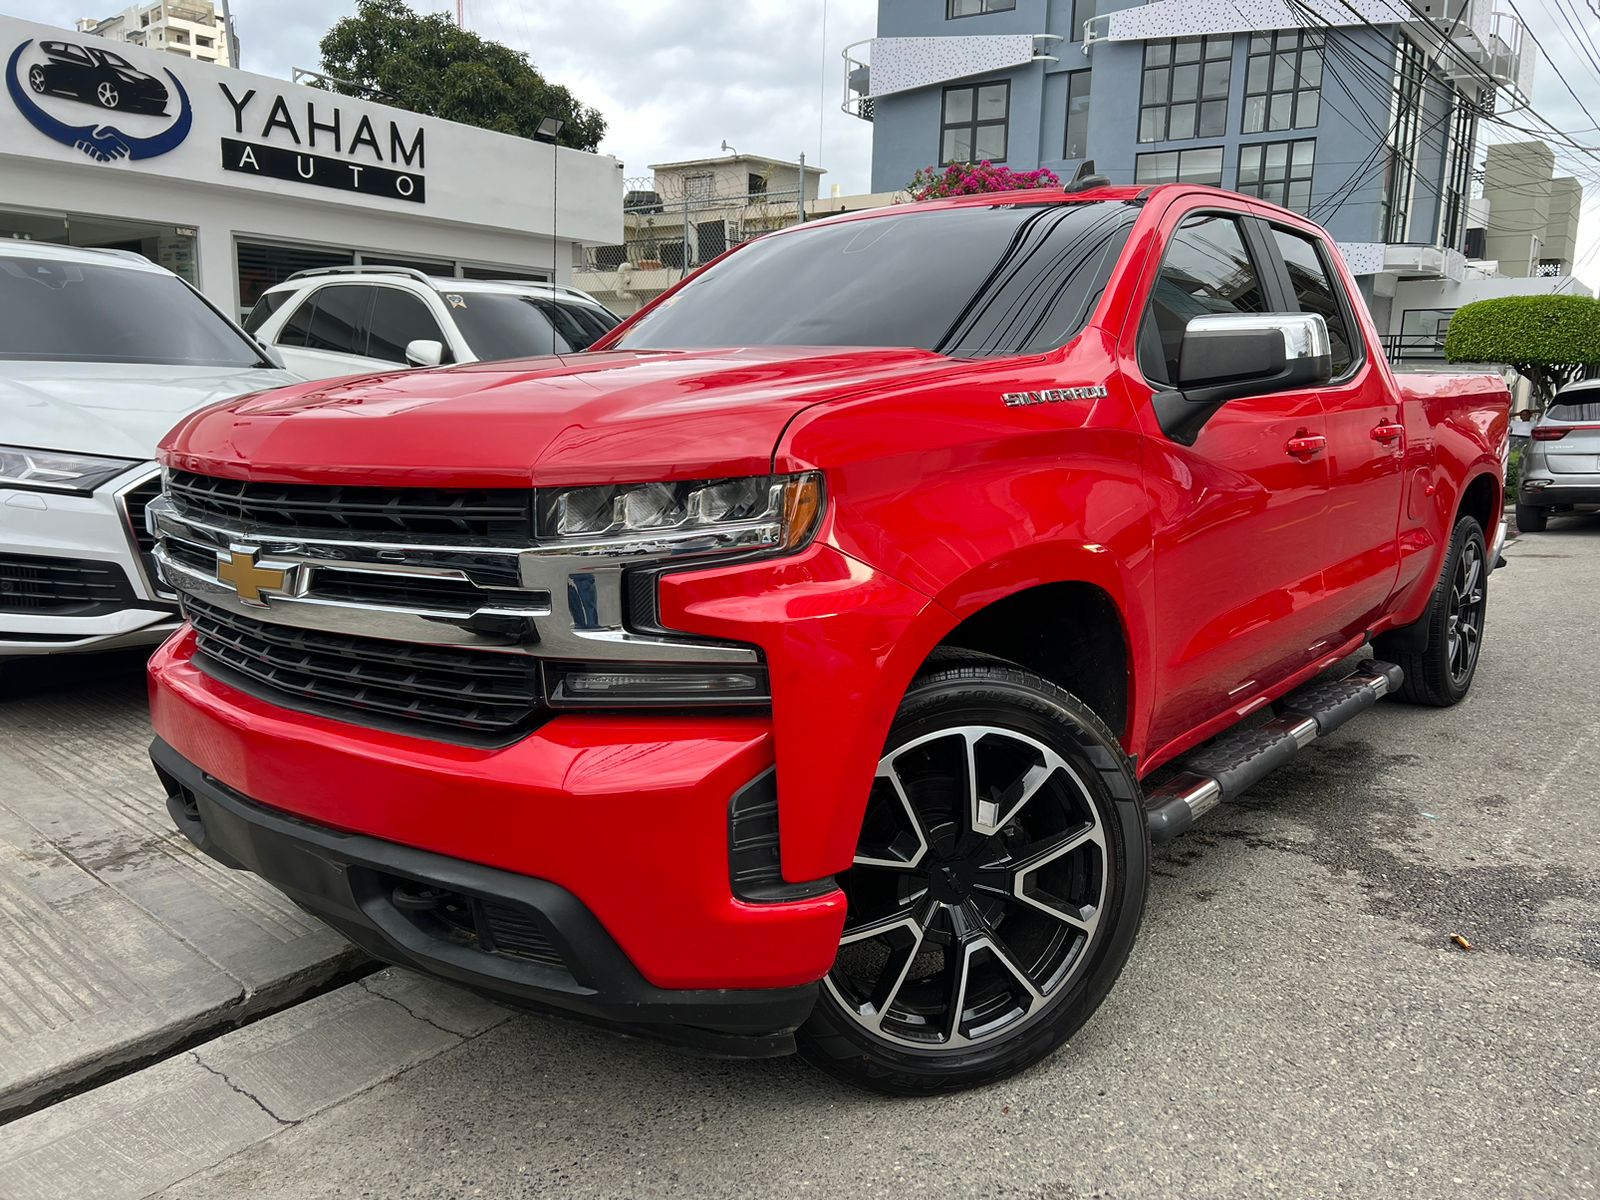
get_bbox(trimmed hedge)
[1445,294,1600,402]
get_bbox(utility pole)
[681,191,691,282]
[457,0,465,29]
[218,0,237,68]
[797,153,806,226]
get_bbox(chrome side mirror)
[1178,312,1332,398]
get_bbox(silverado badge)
[1002,385,1108,408]
[215,545,297,606]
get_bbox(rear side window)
[1548,397,1600,420]
[302,286,372,355]
[242,290,287,334]
[1139,214,1267,384]
[1271,228,1357,377]
[367,288,447,363]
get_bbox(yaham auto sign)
[5,34,426,203]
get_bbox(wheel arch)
[1455,466,1501,536]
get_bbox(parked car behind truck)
[1516,380,1600,530]
[0,243,294,662]
[146,184,1509,1094]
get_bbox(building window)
[1139,37,1231,143]
[684,172,715,201]
[1071,0,1099,41]
[942,81,1010,164]
[748,173,767,196]
[1382,38,1427,243]
[1237,139,1315,212]
[1536,259,1565,277]
[1440,90,1477,250]
[1134,146,1224,187]
[1242,31,1323,134]
[1065,71,1091,159]
[947,0,1015,16]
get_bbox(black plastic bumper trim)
[150,738,817,1057]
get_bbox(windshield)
[444,291,618,361]
[0,257,269,368]
[612,201,1138,358]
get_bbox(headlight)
[536,472,823,557]
[0,446,141,494]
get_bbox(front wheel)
[797,655,1148,1094]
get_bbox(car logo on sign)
[214,546,297,606]
[6,38,192,163]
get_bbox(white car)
[0,243,296,660]
[244,267,620,379]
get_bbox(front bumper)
[151,737,819,1055]
[1,468,177,656]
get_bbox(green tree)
[316,0,606,152]
[1444,294,1600,406]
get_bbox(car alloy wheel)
[28,65,45,93]
[1446,536,1485,687]
[824,725,1108,1050]
[96,81,119,108]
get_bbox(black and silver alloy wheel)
[1446,536,1485,687]
[28,65,45,93]
[1377,515,1488,707]
[825,726,1107,1050]
[798,654,1148,1094]
[96,81,119,108]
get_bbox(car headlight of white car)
[0,446,140,494]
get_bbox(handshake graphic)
[70,125,133,163]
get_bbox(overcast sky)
[7,0,1599,282]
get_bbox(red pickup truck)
[146,185,1509,1094]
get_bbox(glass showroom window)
[1242,31,1323,134]
[1134,146,1225,187]
[1139,36,1231,143]
[942,81,1010,164]
[1237,139,1315,212]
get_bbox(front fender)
[659,543,955,882]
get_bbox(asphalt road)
[4,515,1598,1199]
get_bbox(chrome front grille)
[165,469,536,543]
[187,596,544,741]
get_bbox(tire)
[96,81,119,108]
[797,654,1149,1095]
[27,66,44,93]
[1374,515,1488,707]
[1516,503,1548,532]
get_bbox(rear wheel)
[27,65,45,93]
[1376,516,1487,707]
[1515,503,1548,532]
[96,81,119,108]
[797,656,1148,1094]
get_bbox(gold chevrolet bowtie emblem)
[215,546,293,606]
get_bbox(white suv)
[0,243,296,660]
[244,268,620,379]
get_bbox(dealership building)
[0,14,622,320]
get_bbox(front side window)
[613,201,1139,359]
[1242,31,1323,134]
[941,81,1010,164]
[1237,139,1315,212]
[0,257,268,368]
[1270,227,1357,376]
[1065,71,1092,159]
[1139,37,1232,143]
[1135,146,1225,187]
[282,285,371,355]
[1139,215,1267,384]
[948,0,1016,15]
[367,288,448,363]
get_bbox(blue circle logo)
[7,38,191,163]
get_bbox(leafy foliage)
[1444,294,1600,405]
[317,0,606,152]
[908,161,1061,200]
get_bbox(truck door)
[1132,211,1334,753]
[1265,225,1404,640]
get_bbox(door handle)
[1371,422,1405,445]
[1286,433,1327,458]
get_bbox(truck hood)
[2,362,298,462]
[161,347,956,487]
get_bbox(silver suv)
[1518,380,1600,531]
[244,267,619,381]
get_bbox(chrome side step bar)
[1144,661,1403,843]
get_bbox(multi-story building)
[77,1,235,68]
[845,0,1541,329]
[1478,140,1582,277]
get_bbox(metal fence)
[582,174,808,275]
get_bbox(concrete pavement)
[1,514,1596,1199]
